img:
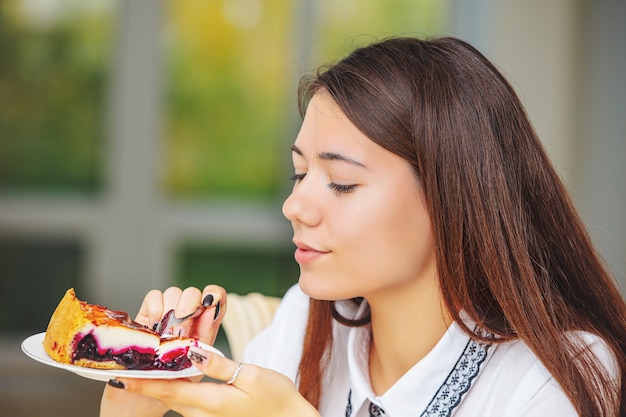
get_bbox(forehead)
[293,93,421,191]
[294,93,379,160]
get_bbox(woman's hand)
[108,348,320,417]
[136,285,227,345]
[100,285,227,417]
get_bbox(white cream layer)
[157,336,198,357]
[78,323,160,354]
[77,323,197,356]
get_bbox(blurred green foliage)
[163,0,446,199]
[164,0,294,199]
[0,1,112,194]
[315,0,447,61]
[177,243,299,298]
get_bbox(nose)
[282,183,321,227]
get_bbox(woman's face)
[282,93,437,302]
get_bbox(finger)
[192,285,227,343]
[135,289,165,327]
[162,286,184,312]
[112,376,236,411]
[157,287,184,336]
[187,346,249,389]
[171,287,202,337]
[102,380,169,416]
[175,287,202,317]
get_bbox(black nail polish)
[188,349,207,364]
[202,293,214,307]
[213,301,221,321]
[108,379,125,389]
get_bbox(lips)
[293,240,328,264]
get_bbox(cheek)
[334,190,435,283]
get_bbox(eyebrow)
[291,144,366,168]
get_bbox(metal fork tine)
[154,295,214,335]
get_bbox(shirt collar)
[346,302,472,416]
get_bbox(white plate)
[21,332,223,382]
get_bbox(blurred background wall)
[0,0,623,416]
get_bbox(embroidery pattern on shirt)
[345,390,386,417]
[369,402,385,416]
[346,390,352,417]
[420,337,491,417]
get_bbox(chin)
[298,274,354,301]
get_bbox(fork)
[153,294,214,336]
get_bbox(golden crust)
[43,288,127,370]
[73,358,126,370]
[43,288,90,364]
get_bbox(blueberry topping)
[72,334,191,371]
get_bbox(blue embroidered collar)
[345,336,493,417]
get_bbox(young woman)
[101,37,626,417]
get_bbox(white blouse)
[243,285,616,417]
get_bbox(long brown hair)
[295,37,626,416]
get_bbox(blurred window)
[0,0,116,333]
[0,0,447,334]
[177,243,299,298]
[0,238,84,333]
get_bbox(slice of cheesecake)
[43,288,198,371]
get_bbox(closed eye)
[328,182,356,194]
[289,173,306,182]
